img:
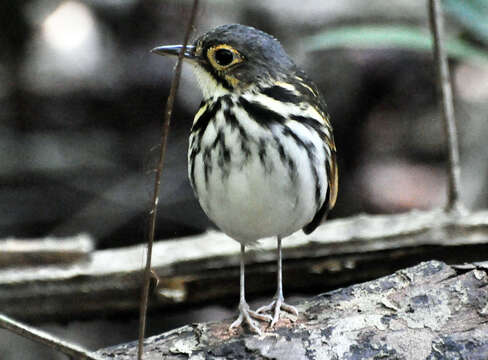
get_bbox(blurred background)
[1,0,488,358]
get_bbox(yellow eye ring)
[207,44,243,71]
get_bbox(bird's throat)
[191,65,233,100]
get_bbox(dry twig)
[0,313,103,360]
[428,0,464,214]
[137,1,199,359]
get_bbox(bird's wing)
[294,73,338,234]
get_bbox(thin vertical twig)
[0,313,103,360]
[428,0,464,214]
[137,1,199,359]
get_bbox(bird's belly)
[189,125,326,244]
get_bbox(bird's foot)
[229,300,272,335]
[257,295,298,327]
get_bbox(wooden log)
[0,234,93,267]
[1,209,488,322]
[96,260,488,359]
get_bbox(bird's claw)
[229,301,272,335]
[257,296,298,327]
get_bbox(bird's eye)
[207,45,243,70]
[214,49,234,66]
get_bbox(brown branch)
[428,0,464,214]
[2,209,488,322]
[0,313,103,360]
[0,234,93,267]
[137,1,199,359]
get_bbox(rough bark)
[96,260,488,360]
[1,209,488,322]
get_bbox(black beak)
[151,45,196,60]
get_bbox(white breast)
[188,94,328,244]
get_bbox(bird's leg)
[257,236,299,327]
[229,244,272,334]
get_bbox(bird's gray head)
[152,24,297,98]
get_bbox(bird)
[152,24,338,335]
